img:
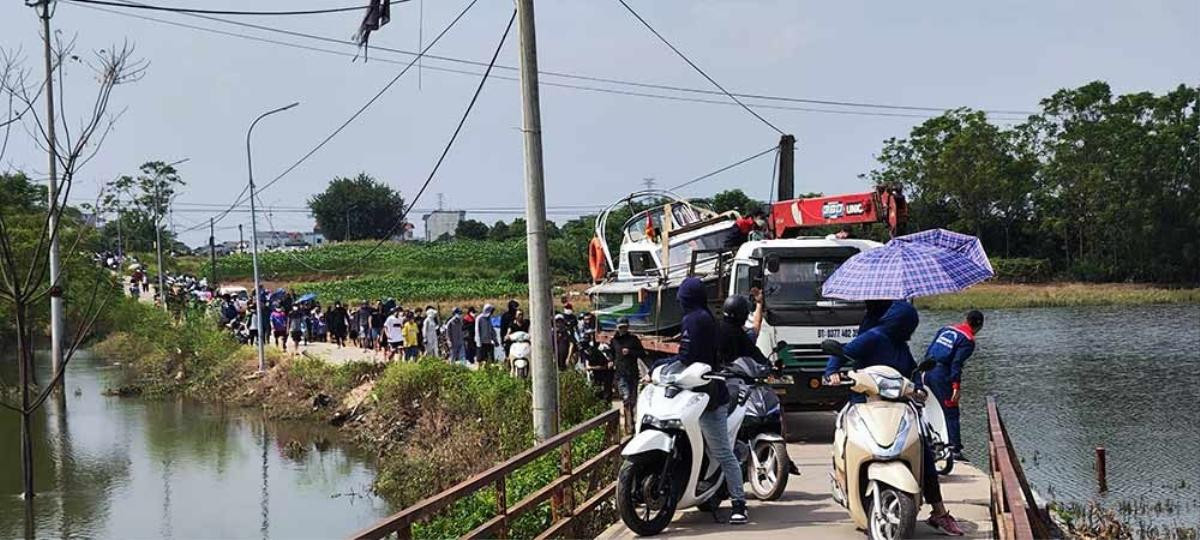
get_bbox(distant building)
[257,230,307,249]
[422,210,465,242]
[304,227,325,247]
[390,222,416,243]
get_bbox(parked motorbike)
[617,361,748,536]
[506,331,531,379]
[726,355,793,500]
[822,340,937,540]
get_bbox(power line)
[171,0,483,234]
[70,1,1009,123]
[615,0,785,135]
[64,0,409,17]
[669,145,779,191]
[262,9,516,275]
[62,0,1035,117]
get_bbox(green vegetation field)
[204,240,535,303]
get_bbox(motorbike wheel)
[868,487,916,540]
[934,443,955,476]
[617,458,676,536]
[748,440,790,500]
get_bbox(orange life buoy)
[588,237,607,282]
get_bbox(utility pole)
[39,0,65,383]
[516,0,558,440]
[642,177,656,191]
[154,180,166,311]
[209,218,217,287]
[777,134,795,202]
[238,224,244,253]
[247,102,300,372]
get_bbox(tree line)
[867,81,1198,283]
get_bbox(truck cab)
[728,237,881,410]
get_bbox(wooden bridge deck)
[596,412,993,540]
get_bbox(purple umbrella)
[821,229,994,301]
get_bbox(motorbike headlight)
[846,407,911,459]
[872,373,905,400]
[643,416,683,430]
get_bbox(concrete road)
[597,412,992,539]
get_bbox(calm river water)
[0,353,389,539]
[2,304,1197,537]
[917,304,1200,526]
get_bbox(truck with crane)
[589,135,907,410]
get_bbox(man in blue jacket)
[824,300,964,536]
[654,277,748,525]
[924,310,983,461]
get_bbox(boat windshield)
[622,203,708,242]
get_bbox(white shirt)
[384,314,405,342]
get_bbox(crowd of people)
[202,286,644,398]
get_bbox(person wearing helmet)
[716,294,771,369]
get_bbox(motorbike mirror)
[820,339,844,356]
[765,254,781,274]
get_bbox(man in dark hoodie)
[662,276,749,525]
[824,300,965,536]
[500,300,519,356]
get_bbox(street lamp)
[247,102,299,372]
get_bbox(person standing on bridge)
[924,310,984,462]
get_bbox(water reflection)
[1,353,388,539]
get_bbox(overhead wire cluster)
[63,0,1037,244]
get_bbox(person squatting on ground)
[924,310,984,461]
[823,300,965,536]
[652,277,749,525]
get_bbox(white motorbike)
[617,361,748,536]
[507,331,531,378]
[920,385,955,475]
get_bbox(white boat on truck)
[586,190,738,334]
[592,135,908,412]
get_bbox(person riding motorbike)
[651,277,748,525]
[823,300,965,536]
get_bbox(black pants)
[477,344,495,363]
[922,438,943,504]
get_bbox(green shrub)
[370,358,609,538]
[991,258,1053,283]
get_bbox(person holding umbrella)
[820,229,994,537]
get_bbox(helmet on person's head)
[721,295,751,324]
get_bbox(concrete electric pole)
[516,0,559,440]
[39,1,65,383]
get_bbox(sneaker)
[926,513,965,536]
[729,501,748,525]
[951,450,969,463]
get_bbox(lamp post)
[247,102,299,372]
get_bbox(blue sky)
[1,0,1196,246]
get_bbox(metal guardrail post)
[495,476,508,539]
